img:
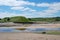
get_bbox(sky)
[0,0,60,18]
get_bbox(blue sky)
[0,0,60,18]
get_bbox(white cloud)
[36,3,60,17]
[11,7,25,10]
[37,3,60,10]
[22,7,36,12]
[11,2,60,15]
[0,0,36,6]
[11,7,36,12]
[37,3,50,7]
[0,0,36,12]
[49,3,60,11]
[29,9,36,12]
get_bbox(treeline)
[0,16,60,23]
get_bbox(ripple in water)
[0,27,60,32]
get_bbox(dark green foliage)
[28,18,31,20]
[42,32,46,34]
[55,17,60,21]
[3,17,10,22]
[0,18,1,20]
[5,17,10,21]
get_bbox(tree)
[6,17,10,21]
[42,32,46,34]
[28,18,32,21]
[3,17,10,22]
[0,18,1,20]
[55,17,60,21]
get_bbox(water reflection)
[0,27,60,32]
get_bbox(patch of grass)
[24,24,31,27]
[16,28,26,30]
[46,31,60,35]
[34,31,60,35]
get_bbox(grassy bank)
[46,31,60,35]
[35,31,60,35]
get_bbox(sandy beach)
[0,32,60,40]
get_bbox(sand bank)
[0,32,60,40]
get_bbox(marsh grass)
[34,31,60,35]
[46,31,60,35]
[23,24,31,27]
[16,28,26,30]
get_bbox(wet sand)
[0,32,60,40]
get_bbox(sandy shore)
[27,24,60,28]
[0,22,60,28]
[0,32,60,40]
[6,24,60,28]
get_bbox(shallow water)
[0,27,60,32]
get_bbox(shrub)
[42,32,46,34]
